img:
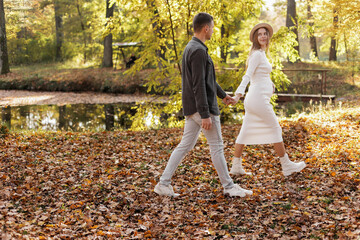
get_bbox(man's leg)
[159,115,201,186]
[190,113,234,189]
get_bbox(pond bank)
[0,90,166,107]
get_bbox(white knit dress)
[235,49,283,145]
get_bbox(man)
[154,12,253,197]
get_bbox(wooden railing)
[221,68,335,102]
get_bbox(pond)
[1,103,138,132]
[1,103,247,132]
[1,101,317,132]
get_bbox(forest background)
[1,0,360,128]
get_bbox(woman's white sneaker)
[230,157,252,175]
[280,153,306,176]
[154,183,180,197]
[224,184,253,197]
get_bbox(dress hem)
[235,140,283,145]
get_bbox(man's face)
[205,20,214,40]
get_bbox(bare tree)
[0,0,10,74]
[286,0,300,57]
[102,0,114,67]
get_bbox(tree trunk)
[220,24,227,63]
[344,32,349,61]
[54,0,63,61]
[329,8,338,61]
[0,0,10,74]
[147,0,166,69]
[76,1,88,63]
[286,0,300,57]
[165,0,181,74]
[307,0,318,58]
[186,0,191,40]
[103,0,114,68]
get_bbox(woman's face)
[257,28,268,48]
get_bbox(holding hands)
[222,94,243,105]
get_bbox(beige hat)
[250,23,273,42]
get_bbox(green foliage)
[5,0,56,64]
[5,0,106,64]
[270,26,299,92]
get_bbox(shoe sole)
[230,170,252,176]
[154,188,180,197]
[224,193,246,197]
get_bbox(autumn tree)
[112,0,298,129]
[0,0,10,74]
[305,0,360,61]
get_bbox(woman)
[230,23,306,177]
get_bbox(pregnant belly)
[248,82,273,97]
[244,84,273,112]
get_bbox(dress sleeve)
[235,51,262,95]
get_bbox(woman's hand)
[233,94,243,103]
[222,95,236,105]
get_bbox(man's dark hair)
[193,12,213,33]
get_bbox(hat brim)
[250,23,273,42]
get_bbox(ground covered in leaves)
[0,105,359,239]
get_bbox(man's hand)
[201,118,212,130]
[222,95,236,105]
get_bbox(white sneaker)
[230,158,252,175]
[280,154,306,176]
[224,184,253,197]
[154,183,180,197]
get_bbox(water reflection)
[1,103,248,132]
[1,103,136,132]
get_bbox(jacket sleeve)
[216,82,227,99]
[190,49,210,119]
[235,51,262,95]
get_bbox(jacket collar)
[192,37,208,51]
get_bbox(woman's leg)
[273,142,286,157]
[234,143,245,158]
[231,143,251,175]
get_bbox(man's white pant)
[159,112,234,189]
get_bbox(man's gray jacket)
[181,37,227,119]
